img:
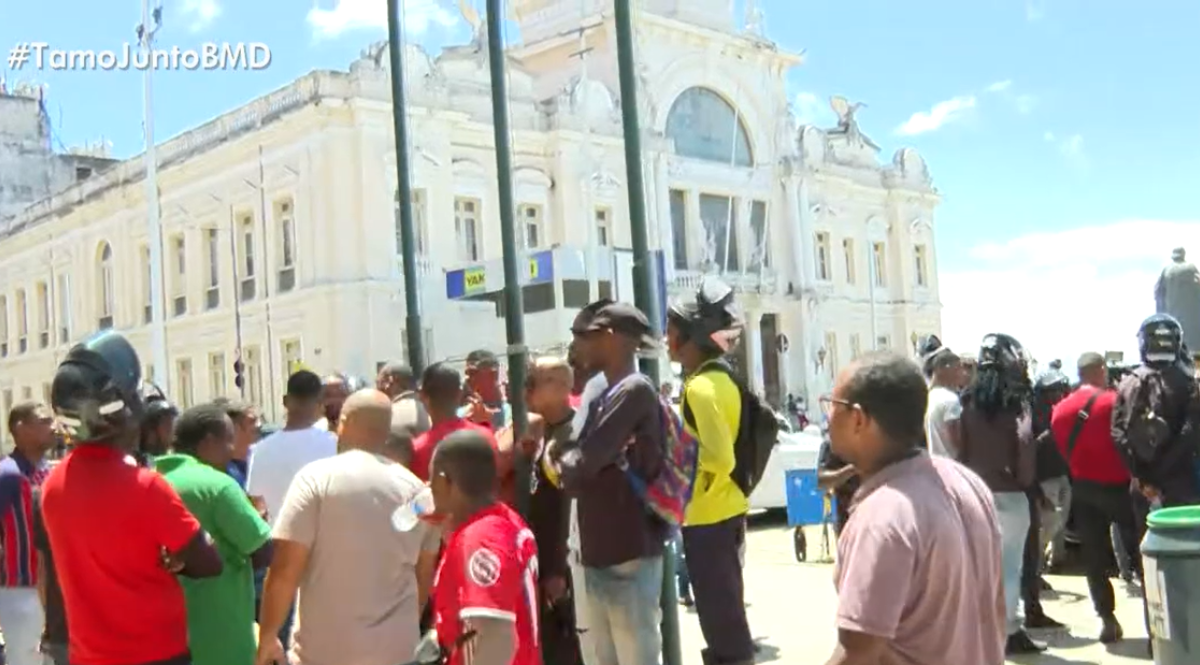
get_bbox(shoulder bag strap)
[1066,391,1103,459]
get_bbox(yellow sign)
[464,268,486,293]
[528,258,540,280]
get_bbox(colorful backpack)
[619,377,700,530]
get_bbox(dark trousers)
[681,516,754,665]
[1020,488,1044,612]
[1072,481,1140,618]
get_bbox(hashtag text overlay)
[7,42,272,72]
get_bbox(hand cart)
[785,468,836,563]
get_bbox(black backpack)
[682,361,780,497]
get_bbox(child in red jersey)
[429,430,541,665]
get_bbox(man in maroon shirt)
[1050,351,1137,644]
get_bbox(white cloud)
[1044,131,1087,170]
[940,220,1197,367]
[985,80,1012,93]
[793,92,836,127]
[308,0,459,40]
[895,95,976,136]
[179,0,222,33]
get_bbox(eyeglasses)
[818,396,855,417]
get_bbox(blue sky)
[4,0,1198,365]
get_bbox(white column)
[745,311,764,394]
[655,154,675,280]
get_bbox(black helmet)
[667,277,741,353]
[1034,369,1071,392]
[918,335,957,378]
[140,381,178,426]
[1138,313,1183,366]
[51,331,145,443]
[978,333,1026,373]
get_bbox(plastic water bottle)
[392,486,436,532]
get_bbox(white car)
[749,420,824,512]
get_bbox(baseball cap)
[574,301,658,349]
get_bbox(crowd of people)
[0,273,1195,665]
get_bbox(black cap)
[574,301,657,349]
[465,349,500,369]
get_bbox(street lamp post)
[138,0,168,388]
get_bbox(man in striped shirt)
[0,402,56,665]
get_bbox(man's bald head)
[377,362,417,398]
[338,389,394,453]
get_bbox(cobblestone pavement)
[674,521,1153,665]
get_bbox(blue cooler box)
[785,468,834,527]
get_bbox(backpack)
[682,361,780,497]
[586,374,696,529]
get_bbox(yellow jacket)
[682,364,748,526]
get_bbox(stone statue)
[829,96,880,150]
[458,0,487,51]
[1155,247,1200,351]
[744,0,766,37]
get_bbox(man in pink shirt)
[819,352,1006,665]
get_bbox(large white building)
[0,0,941,430]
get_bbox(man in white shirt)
[247,369,337,652]
[922,343,966,458]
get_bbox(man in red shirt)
[430,429,541,665]
[412,362,497,482]
[41,331,223,665]
[1049,351,1137,644]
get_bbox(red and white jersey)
[434,502,541,665]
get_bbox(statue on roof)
[829,96,879,150]
[1155,247,1200,351]
[459,0,487,51]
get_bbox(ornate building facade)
[0,0,941,429]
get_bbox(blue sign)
[527,250,554,285]
[446,250,556,300]
[445,267,471,300]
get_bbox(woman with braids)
[956,333,1045,656]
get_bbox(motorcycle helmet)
[1034,369,1071,393]
[50,331,145,443]
[977,333,1027,375]
[667,277,742,354]
[140,381,179,427]
[1138,313,1183,366]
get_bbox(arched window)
[665,87,753,167]
[97,242,115,325]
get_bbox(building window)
[842,238,856,285]
[236,214,256,302]
[14,289,27,353]
[914,244,929,287]
[0,295,7,357]
[669,190,688,269]
[871,242,887,287]
[699,194,739,272]
[748,201,768,270]
[35,282,48,349]
[519,204,544,249]
[454,197,481,262]
[815,232,831,281]
[665,87,754,167]
[176,358,195,408]
[244,346,263,406]
[208,352,226,398]
[823,331,839,374]
[56,274,70,343]
[594,207,612,247]
[204,228,220,310]
[876,335,891,350]
[140,245,152,324]
[395,189,428,256]
[281,339,302,386]
[98,242,115,328]
[277,199,296,293]
[170,235,187,317]
[849,333,862,360]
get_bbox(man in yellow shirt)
[666,278,754,665]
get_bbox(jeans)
[671,535,692,600]
[682,517,754,665]
[0,587,44,665]
[570,551,600,665]
[584,556,663,665]
[994,492,1031,636]
[1040,476,1072,565]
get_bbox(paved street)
[674,520,1153,664]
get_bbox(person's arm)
[558,377,655,492]
[0,473,23,518]
[259,473,319,647]
[816,440,855,492]
[825,518,915,665]
[31,488,47,606]
[685,375,737,481]
[146,474,222,578]
[935,398,963,457]
[415,523,441,610]
[1111,378,1153,481]
[212,482,274,569]
[455,531,523,665]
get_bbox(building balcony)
[670,267,779,296]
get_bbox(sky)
[3,0,1199,367]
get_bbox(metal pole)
[253,146,280,419]
[614,3,679,665]
[227,203,246,398]
[386,0,427,374]
[868,248,878,349]
[139,0,168,387]
[484,0,531,518]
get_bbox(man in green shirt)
[156,403,273,665]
